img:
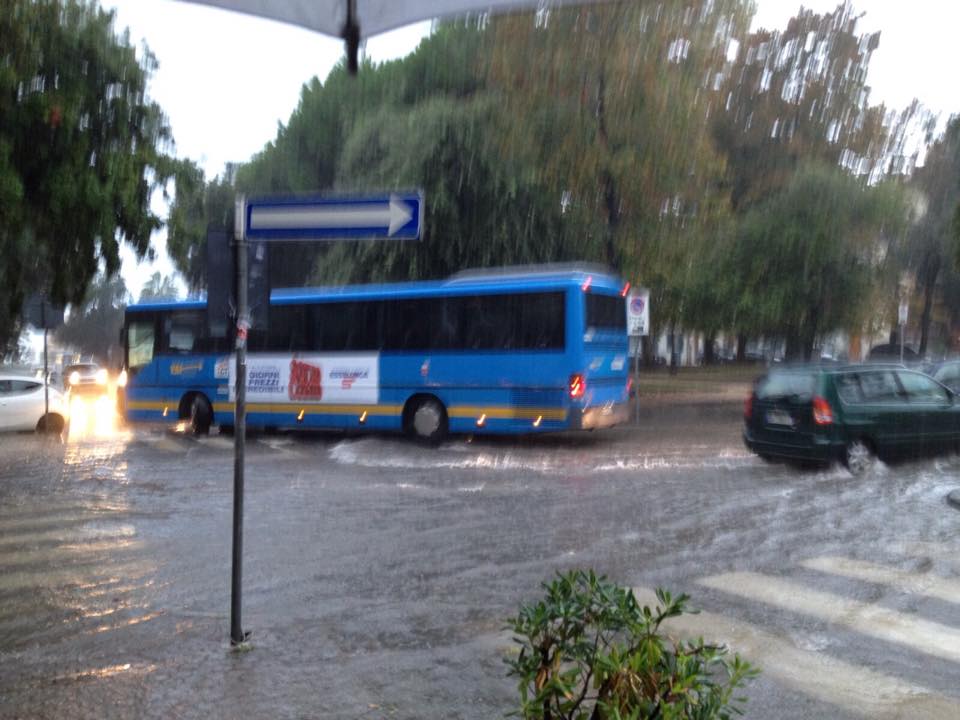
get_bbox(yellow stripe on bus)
[133,400,567,422]
[127,401,167,411]
[448,406,567,421]
[213,402,402,416]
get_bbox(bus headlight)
[95,368,108,385]
[117,370,128,388]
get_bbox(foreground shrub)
[505,570,758,719]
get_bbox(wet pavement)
[0,402,958,719]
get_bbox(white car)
[0,375,66,432]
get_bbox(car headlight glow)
[95,369,108,385]
[69,371,80,386]
[117,370,128,388]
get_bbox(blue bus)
[119,265,632,440]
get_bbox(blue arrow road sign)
[245,191,423,241]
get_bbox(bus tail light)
[812,396,834,425]
[569,374,586,400]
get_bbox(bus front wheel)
[406,396,447,444]
[189,395,213,436]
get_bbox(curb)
[948,489,960,511]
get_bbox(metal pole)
[900,321,904,365]
[634,336,641,424]
[42,300,49,425]
[231,195,249,646]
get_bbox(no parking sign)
[627,289,649,336]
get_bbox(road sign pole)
[225,190,423,647]
[42,300,49,423]
[231,195,248,647]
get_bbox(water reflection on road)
[0,417,958,719]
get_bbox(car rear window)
[756,373,815,402]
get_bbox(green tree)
[0,0,175,353]
[55,272,128,365]
[167,23,491,289]
[138,271,179,302]
[166,159,236,293]
[485,1,751,347]
[903,117,960,356]
[311,95,582,284]
[729,162,907,360]
[713,2,905,213]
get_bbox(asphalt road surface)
[0,403,958,719]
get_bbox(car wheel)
[36,414,64,434]
[189,395,213,436]
[844,439,875,476]
[408,397,447,444]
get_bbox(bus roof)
[127,299,207,312]
[272,268,624,304]
[126,267,626,311]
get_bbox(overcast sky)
[104,0,960,297]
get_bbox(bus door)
[158,310,210,411]
[124,313,159,418]
[126,314,158,386]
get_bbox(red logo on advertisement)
[289,359,323,401]
[341,377,355,389]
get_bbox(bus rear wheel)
[407,396,447,444]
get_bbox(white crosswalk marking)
[802,556,960,604]
[699,571,960,663]
[632,588,960,719]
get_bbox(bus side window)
[165,311,201,353]
[521,292,564,350]
[269,305,309,351]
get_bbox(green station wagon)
[743,365,960,474]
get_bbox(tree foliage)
[138,271,179,302]
[903,117,960,355]
[166,158,235,292]
[0,0,174,352]
[485,2,750,336]
[55,272,128,365]
[728,162,907,359]
[163,0,940,356]
[713,2,913,212]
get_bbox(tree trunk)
[736,333,747,362]
[918,257,940,358]
[669,323,678,375]
[703,331,716,365]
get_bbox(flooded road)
[0,404,958,719]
